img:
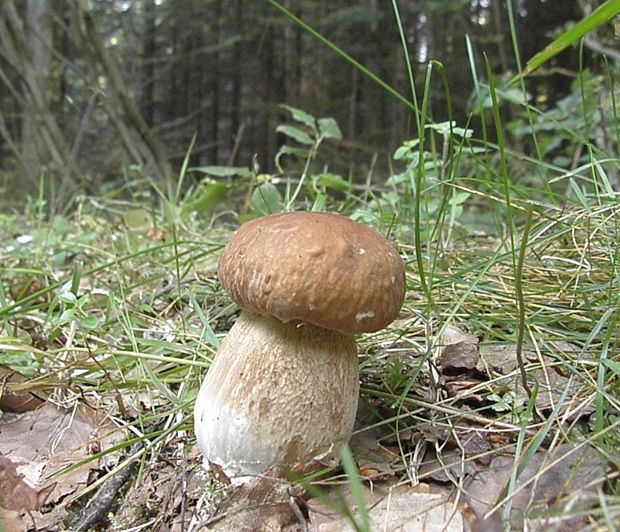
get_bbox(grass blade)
[264,0,417,114]
[511,0,620,83]
[340,444,371,532]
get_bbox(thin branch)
[76,0,172,182]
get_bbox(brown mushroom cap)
[218,211,405,335]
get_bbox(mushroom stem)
[193,311,359,477]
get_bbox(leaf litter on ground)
[0,199,617,530]
[0,398,123,529]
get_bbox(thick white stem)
[194,311,359,477]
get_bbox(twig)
[288,490,309,532]
[68,439,143,531]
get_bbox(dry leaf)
[478,344,594,416]
[0,455,55,511]
[438,324,480,374]
[0,401,122,529]
[349,421,399,481]
[0,365,46,413]
[308,483,464,531]
[476,343,532,375]
[439,342,479,372]
[205,474,301,531]
[440,325,479,347]
[0,506,29,532]
[464,443,606,528]
[419,427,496,483]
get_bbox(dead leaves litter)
[307,483,464,531]
[0,401,122,529]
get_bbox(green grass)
[1,136,618,527]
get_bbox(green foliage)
[123,208,152,229]
[511,71,619,167]
[182,181,229,215]
[340,445,371,532]
[603,359,620,375]
[192,166,252,179]
[275,104,342,172]
[183,106,347,219]
[487,390,527,416]
[52,283,100,331]
[349,120,477,238]
[249,182,283,215]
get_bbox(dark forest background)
[0,0,617,205]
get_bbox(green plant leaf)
[275,144,311,172]
[249,182,283,215]
[317,117,342,140]
[123,208,151,229]
[276,125,314,145]
[189,293,219,349]
[183,182,229,214]
[276,145,311,159]
[311,193,326,211]
[315,173,352,192]
[58,291,77,305]
[393,142,421,162]
[79,316,99,329]
[280,105,317,129]
[427,121,473,138]
[191,165,252,178]
[511,0,620,83]
[70,261,83,296]
[602,358,620,375]
[58,308,74,324]
[450,191,471,206]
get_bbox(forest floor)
[0,194,618,531]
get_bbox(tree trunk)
[141,0,157,127]
[77,0,171,183]
[258,25,274,170]
[0,0,71,193]
[208,0,221,165]
[229,0,243,165]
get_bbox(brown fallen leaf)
[0,401,122,529]
[440,324,479,348]
[0,455,55,511]
[463,442,607,529]
[203,473,302,531]
[0,506,29,532]
[349,421,399,482]
[439,342,479,373]
[0,365,46,413]
[477,342,582,375]
[308,483,464,531]
[437,324,481,381]
[478,343,594,417]
[418,427,498,483]
[476,343,534,375]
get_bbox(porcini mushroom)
[194,211,405,478]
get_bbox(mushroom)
[194,211,405,478]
